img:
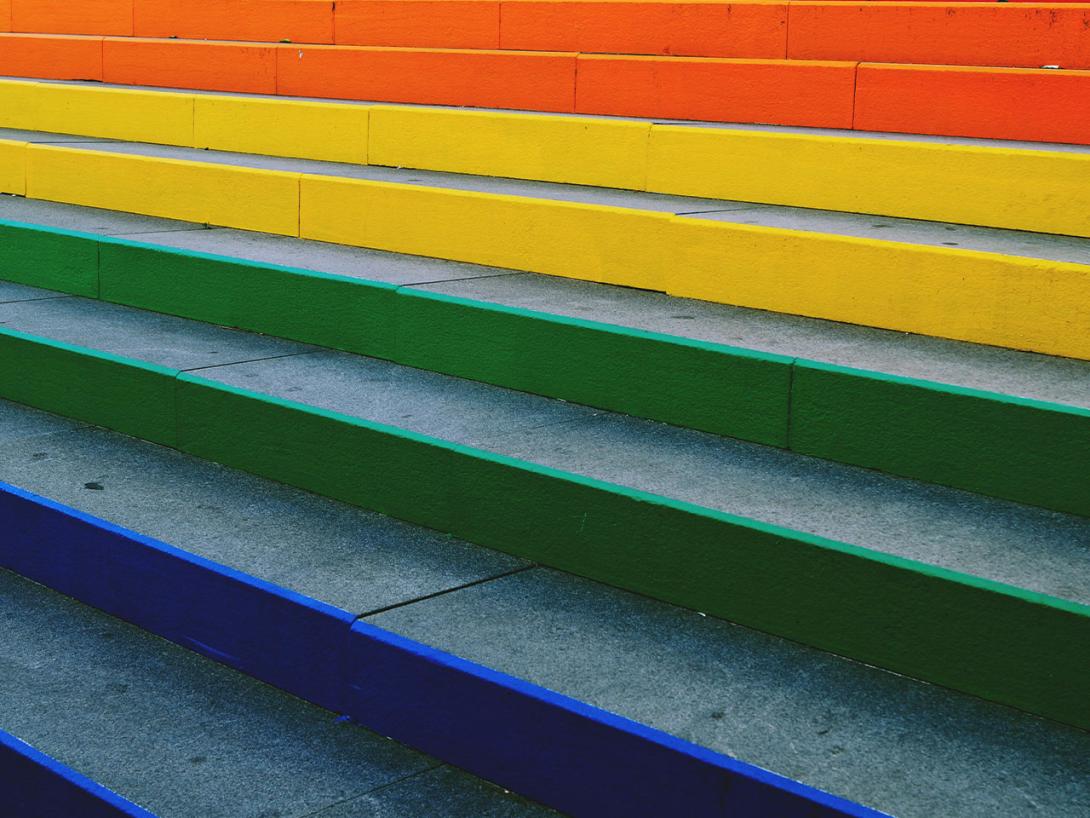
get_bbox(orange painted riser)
[575,55,856,128]
[788,3,1090,70]
[0,1,9,33]
[133,0,335,45]
[855,63,1090,144]
[9,0,131,36]
[335,1,499,49]
[278,45,576,110]
[103,38,278,94]
[0,33,102,80]
[498,2,787,59]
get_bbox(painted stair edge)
[0,327,1087,731]
[0,727,157,818]
[0,481,888,818]
[1,78,1088,241]
[1,217,1087,518]
[3,139,1087,364]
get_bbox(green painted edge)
[0,220,99,297]
[0,217,1085,515]
[0,327,178,444]
[176,371,1090,731]
[791,359,1090,517]
[96,238,399,361]
[396,288,792,446]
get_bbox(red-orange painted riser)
[9,0,131,36]
[498,1,787,58]
[278,44,576,111]
[0,33,102,80]
[855,63,1090,144]
[335,1,500,50]
[575,55,857,128]
[789,3,1090,70]
[133,0,335,45]
[0,0,9,33]
[103,37,278,94]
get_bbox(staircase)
[0,2,1087,816]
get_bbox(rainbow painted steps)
[1,32,1089,143]
[0,389,1087,818]
[1,79,1088,239]
[0,196,1087,737]
[0,127,1086,362]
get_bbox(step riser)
[0,481,882,818]
[1,327,1086,730]
[5,1,1090,70]
[3,142,1087,361]
[3,79,1088,238]
[3,220,1087,517]
[2,33,1088,143]
[0,728,154,818]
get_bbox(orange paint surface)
[278,45,576,111]
[855,63,1090,145]
[575,55,855,127]
[134,0,334,44]
[0,1,10,33]
[789,3,1090,70]
[0,33,103,80]
[103,38,278,94]
[10,0,132,36]
[335,1,499,49]
[501,2,787,59]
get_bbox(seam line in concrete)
[353,565,537,622]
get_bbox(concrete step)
[1,396,1087,817]
[1,32,1088,142]
[1,79,1088,240]
[1,130,1086,362]
[0,566,556,818]
[0,278,1085,734]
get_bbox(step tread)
[369,569,1090,818]
[1,397,1086,818]
[28,133,1090,264]
[2,196,1086,409]
[0,288,1086,605]
[0,568,553,818]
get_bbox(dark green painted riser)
[0,219,1087,518]
[0,325,1086,733]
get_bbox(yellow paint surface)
[299,175,669,289]
[0,80,193,147]
[9,139,1088,359]
[668,216,1090,359]
[26,145,300,235]
[648,125,1090,239]
[369,105,649,190]
[0,139,26,194]
[195,96,369,164]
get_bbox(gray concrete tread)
[9,128,1090,263]
[0,289,1086,604]
[0,568,554,818]
[17,77,1090,155]
[3,399,1088,818]
[1,196,1086,408]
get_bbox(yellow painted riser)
[0,79,1088,239]
[4,141,1088,361]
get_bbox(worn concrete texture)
[0,398,526,614]
[0,295,313,370]
[370,568,1090,818]
[0,569,553,818]
[0,193,207,235]
[0,279,68,305]
[412,272,1090,408]
[33,131,1090,263]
